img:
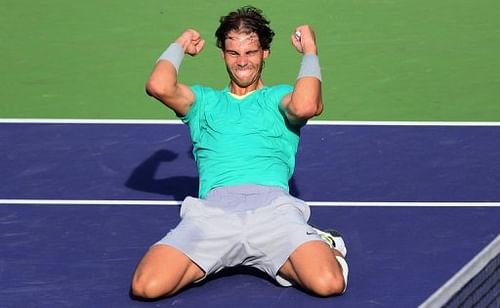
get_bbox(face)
[222,30,270,90]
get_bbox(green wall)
[1,0,499,120]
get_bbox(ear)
[220,49,225,60]
[263,49,270,59]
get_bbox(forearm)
[286,53,324,121]
[146,60,178,98]
[146,60,194,116]
[146,33,202,116]
[282,26,324,122]
[146,42,185,96]
[290,75,323,118]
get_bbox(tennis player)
[132,6,348,298]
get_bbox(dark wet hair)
[215,6,275,50]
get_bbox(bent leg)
[131,244,204,299]
[278,241,347,297]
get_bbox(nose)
[236,55,248,67]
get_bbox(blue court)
[1,121,499,307]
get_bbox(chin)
[231,78,252,88]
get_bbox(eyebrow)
[224,48,260,55]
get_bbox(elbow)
[145,79,163,98]
[292,100,323,120]
[145,77,176,100]
[315,100,324,116]
[295,109,317,120]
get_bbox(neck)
[229,79,265,96]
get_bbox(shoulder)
[181,85,225,122]
[258,84,293,108]
[190,85,220,98]
[189,85,227,107]
[264,84,294,96]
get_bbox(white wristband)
[297,54,322,81]
[157,42,185,72]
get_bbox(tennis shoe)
[313,228,347,257]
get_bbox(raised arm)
[146,29,205,117]
[280,25,323,125]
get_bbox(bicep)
[280,93,292,112]
[146,61,195,116]
[280,78,323,124]
[280,92,307,126]
[162,83,195,117]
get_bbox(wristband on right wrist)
[157,42,185,72]
[297,54,322,81]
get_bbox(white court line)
[0,199,181,206]
[2,119,499,207]
[1,199,499,207]
[0,118,182,125]
[1,118,500,126]
[308,201,500,207]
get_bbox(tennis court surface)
[1,120,499,307]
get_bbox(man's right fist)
[176,29,205,56]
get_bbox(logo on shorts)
[306,230,317,236]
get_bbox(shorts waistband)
[204,184,288,211]
[206,184,285,198]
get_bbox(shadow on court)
[125,149,199,200]
[125,149,301,200]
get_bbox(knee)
[131,273,171,299]
[307,271,345,297]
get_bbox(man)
[132,6,348,299]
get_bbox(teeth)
[237,70,250,76]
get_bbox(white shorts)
[154,185,323,286]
